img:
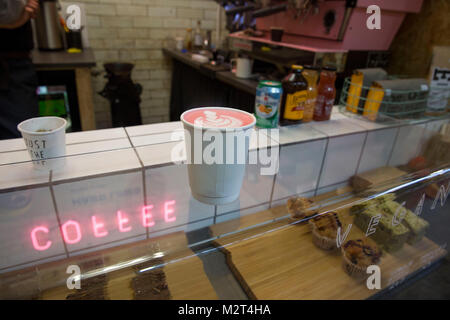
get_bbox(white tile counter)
[0,108,448,272]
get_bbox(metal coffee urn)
[35,0,64,50]
[99,63,143,127]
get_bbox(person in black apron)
[0,0,40,139]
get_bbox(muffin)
[341,239,382,278]
[287,197,316,220]
[308,212,342,251]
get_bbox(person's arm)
[0,0,39,29]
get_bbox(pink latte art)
[182,108,255,128]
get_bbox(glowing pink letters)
[117,211,132,232]
[92,216,108,238]
[30,200,176,252]
[141,205,155,227]
[30,226,52,251]
[164,200,176,223]
[61,220,82,244]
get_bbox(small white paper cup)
[181,107,256,205]
[17,116,67,170]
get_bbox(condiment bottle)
[302,65,319,122]
[313,66,337,121]
[185,28,192,51]
[279,65,308,126]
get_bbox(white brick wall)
[148,7,176,17]
[61,0,228,128]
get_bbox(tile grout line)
[0,253,71,273]
[0,125,185,155]
[417,122,428,157]
[127,128,184,139]
[124,129,149,239]
[0,136,184,169]
[0,136,129,154]
[0,145,135,168]
[312,120,367,139]
[50,167,142,187]
[313,137,330,197]
[268,173,277,210]
[267,143,280,215]
[386,126,401,166]
[0,181,53,195]
[142,169,149,240]
[354,131,369,176]
[48,170,70,258]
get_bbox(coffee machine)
[225,0,423,52]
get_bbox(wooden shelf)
[213,199,446,300]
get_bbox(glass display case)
[0,108,449,300]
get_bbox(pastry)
[308,212,342,251]
[350,194,396,215]
[373,193,396,205]
[131,258,171,300]
[131,268,171,300]
[287,197,316,220]
[353,206,409,252]
[342,239,382,278]
[379,200,429,245]
[350,175,372,193]
[66,274,107,300]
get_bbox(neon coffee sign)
[30,200,176,252]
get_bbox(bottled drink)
[185,28,192,51]
[203,30,212,49]
[313,66,337,121]
[302,65,319,123]
[193,21,203,50]
[279,65,308,126]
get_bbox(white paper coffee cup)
[17,116,67,170]
[181,107,256,205]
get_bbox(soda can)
[255,80,283,128]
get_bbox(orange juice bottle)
[302,65,319,122]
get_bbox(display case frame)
[0,108,449,300]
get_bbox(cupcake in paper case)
[308,212,342,251]
[287,197,317,221]
[341,239,382,278]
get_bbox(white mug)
[17,116,67,170]
[231,58,253,79]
